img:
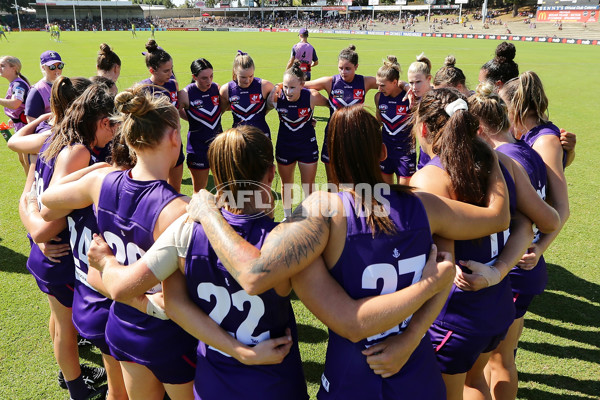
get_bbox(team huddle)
[1,29,574,400]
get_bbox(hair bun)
[386,55,398,65]
[495,42,516,63]
[347,44,356,51]
[99,43,111,55]
[145,40,159,53]
[475,81,495,98]
[444,55,456,67]
[114,88,154,117]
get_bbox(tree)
[0,0,31,14]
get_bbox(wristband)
[146,296,169,320]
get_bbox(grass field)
[0,30,599,399]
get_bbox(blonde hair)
[502,71,548,129]
[376,55,401,83]
[468,82,510,135]
[232,51,255,82]
[433,55,466,88]
[208,125,273,212]
[407,52,431,77]
[112,85,179,151]
[1,56,29,85]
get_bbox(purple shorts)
[110,344,197,384]
[380,152,417,177]
[276,136,318,166]
[176,144,185,167]
[186,150,210,170]
[428,323,507,374]
[33,277,74,308]
[513,292,536,319]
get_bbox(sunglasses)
[47,63,64,71]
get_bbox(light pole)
[13,0,22,32]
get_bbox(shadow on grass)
[0,237,29,275]
[517,387,596,400]
[518,341,599,365]
[519,372,600,398]
[297,323,328,344]
[302,360,324,386]
[77,342,105,367]
[526,263,599,341]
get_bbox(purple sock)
[65,374,91,400]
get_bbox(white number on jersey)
[197,282,270,356]
[361,254,426,344]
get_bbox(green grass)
[0,31,599,399]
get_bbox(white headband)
[444,98,468,117]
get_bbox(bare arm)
[309,89,329,108]
[178,89,189,121]
[519,135,570,269]
[560,129,575,168]
[0,97,23,109]
[7,113,51,153]
[497,151,560,233]
[304,76,332,93]
[163,268,293,365]
[291,245,453,343]
[187,190,334,295]
[415,159,511,239]
[362,237,454,377]
[456,211,533,292]
[219,84,231,113]
[364,76,378,92]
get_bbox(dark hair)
[190,58,213,83]
[113,84,179,151]
[44,84,115,160]
[208,125,273,212]
[144,40,171,71]
[49,76,93,129]
[109,129,136,169]
[90,75,116,91]
[97,43,121,72]
[481,42,519,85]
[414,88,493,206]
[338,45,359,66]
[285,61,305,83]
[329,105,410,235]
[433,55,466,88]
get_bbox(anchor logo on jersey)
[396,105,407,115]
[392,248,401,258]
[250,94,261,104]
[211,96,219,106]
[298,108,309,117]
[353,89,364,100]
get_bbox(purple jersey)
[26,137,75,287]
[24,79,52,119]
[139,78,179,108]
[497,141,549,295]
[185,211,307,400]
[522,122,567,169]
[291,42,318,74]
[322,74,366,162]
[275,88,315,147]
[5,77,29,131]
[228,78,270,136]
[97,170,197,367]
[184,82,222,155]
[429,157,516,335]
[318,190,445,399]
[377,91,413,154]
[69,147,112,349]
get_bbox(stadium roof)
[31,1,135,6]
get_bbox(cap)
[40,50,63,66]
[299,28,308,36]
